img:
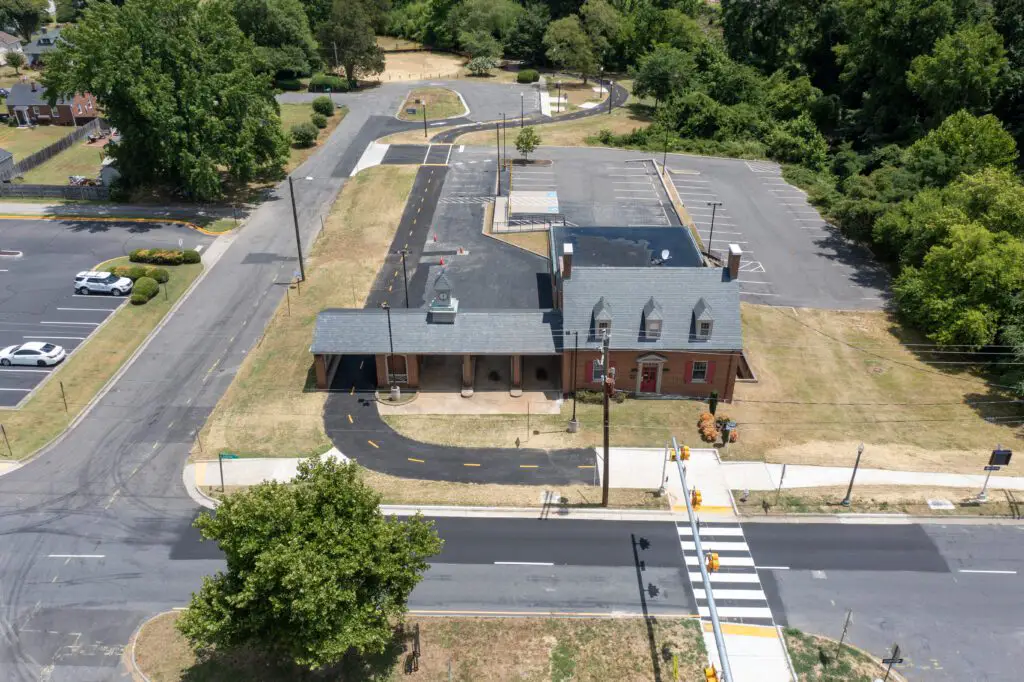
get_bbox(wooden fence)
[0,183,109,200]
[0,118,104,182]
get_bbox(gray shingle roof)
[693,297,712,321]
[643,296,663,321]
[0,31,20,47]
[562,266,742,351]
[6,82,69,108]
[24,28,61,55]
[0,147,11,163]
[312,308,563,355]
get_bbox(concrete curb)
[182,463,220,510]
[127,609,176,682]
[0,232,236,476]
[739,512,1024,525]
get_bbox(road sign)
[990,448,1013,466]
[406,107,417,115]
[220,452,239,460]
[984,465,1001,471]
[882,657,904,664]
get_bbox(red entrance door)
[640,364,658,392]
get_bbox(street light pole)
[841,442,866,506]
[495,122,501,196]
[288,175,305,281]
[556,81,562,114]
[422,103,428,138]
[502,112,507,162]
[520,92,525,127]
[399,249,410,308]
[705,200,723,259]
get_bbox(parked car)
[0,88,9,98]
[0,342,66,367]
[74,270,133,296]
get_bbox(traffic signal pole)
[675,436,733,682]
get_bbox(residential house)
[311,225,746,401]
[23,27,61,67]
[7,82,98,126]
[0,32,22,66]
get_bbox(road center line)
[48,554,105,559]
[756,566,790,570]
[494,561,554,566]
[959,569,1017,574]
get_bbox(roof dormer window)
[698,321,713,339]
[643,296,663,340]
[693,297,713,341]
[593,297,612,339]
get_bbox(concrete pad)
[703,623,793,682]
[721,461,1024,492]
[596,447,679,491]
[192,448,349,487]
[376,390,561,416]
[351,142,389,176]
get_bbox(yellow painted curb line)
[0,213,222,236]
[703,621,780,639]
[195,461,207,487]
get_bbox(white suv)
[74,270,133,296]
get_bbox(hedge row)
[110,265,169,283]
[575,389,626,404]
[129,248,201,265]
[131,276,159,305]
[308,74,349,92]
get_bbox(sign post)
[979,446,1013,502]
[218,451,239,492]
[882,643,903,682]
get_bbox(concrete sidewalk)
[703,623,794,682]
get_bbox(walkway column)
[314,355,328,389]
[461,354,474,397]
[511,354,523,397]
[407,354,420,388]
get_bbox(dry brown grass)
[371,51,465,82]
[784,629,907,682]
[456,104,652,147]
[727,305,1024,473]
[377,36,424,51]
[489,230,549,256]
[194,166,417,460]
[735,485,1021,517]
[2,257,201,460]
[133,611,706,682]
[397,87,466,121]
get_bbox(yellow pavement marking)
[347,414,353,423]
[577,465,595,469]
[696,506,735,514]
[519,464,538,468]
[703,622,780,639]
[367,440,379,448]
[408,457,425,463]
[196,462,207,486]
[350,385,355,395]
[0,213,222,235]
[463,463,481,467]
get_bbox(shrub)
[467,56,498,76]
[728,430,739,443]
[130,249,185,265]
[311,96,334,117]
[291,122,319,148]
[574,389,624,404]
[146,267,169,283]
[275,78,302,91]
[134,276,159,300]
[311,112,328,129]
[130,292,149,305]
[517,69,539,84]
[182,249,201,264]
[308,73,348,93]
[127,265,149,281]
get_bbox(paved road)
[410,517,696,618]
[746,522,1024,681]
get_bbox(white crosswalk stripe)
[676,520,776,627]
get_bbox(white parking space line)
[741,291,780,296]
[24,336,85,340]
[56,307,118,312]
[0,368,51,373]
[675,178,710,184]
[0,387,31,392]
[739,280,771,284]
[676,192,719,197]
[693,221,738,228]
[40,321,100,326]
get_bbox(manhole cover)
[927,498,955,510]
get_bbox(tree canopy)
[177,456,443,670]
[317,0,386,83]
[0,0,49,42]
[231,0,320,79]
[44,0,289,201]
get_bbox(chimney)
[562,242,573,280]
[727,244,742,280]
[30,81,36,92]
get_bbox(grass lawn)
[382,304,1024,474]
[456,102,653,148]
[784,628,903,682]
[134,610,707,682]
[0,124,75,160]
[735,485,1021,518]
[195,166,417,462]
[2,256,201,460]
[397,87,466,121]
[20,139,108,184]
[279,102,347,172]
[0,66,42,89]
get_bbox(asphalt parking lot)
[0,218,213,407]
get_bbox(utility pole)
[398,249,410,308]
[566,330,579,432]
[520,93,525,127]
[601,332,613,507]
[608,80,613,114]
[556,81,562,114]
[288,176,306,281]
[381,302,398,400]
[502,112,507,163]
[705,200,723,259]
[495,122,501,196]
[422,103,428,138]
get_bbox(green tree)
[43,0,288,201]
[317,0,386,84]
[544,15,597,82]
[907,22,1007,123]
[515,125,540,160]
[631,44,694,108]
[765,113,829,170]
[232,0,320,79]
[177,457,443,670]
[992,0,1024,153]
[448,0,521,58]
[903,110,1018,187]
[580,0,622,67]
[4,50,24,75]
[299,0,335,26]
[0,0,49,42]
[504,1,549,64]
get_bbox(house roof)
[693,297,712,321]
[643,296,663,321]
[0,31,20,46]
[561,266,742,351]
[312,308,563,355]
[0,147,11,163]
[6,82,70,107]
[24,27,61,54]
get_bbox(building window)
[76,103,82,114]
[698,321,713,339]
[646,320,661,339]
[691,361,708,383]
[597,320,611,337]
[592,359,605,383]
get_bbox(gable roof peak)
[643,296,663,320]
[693,297,713,321]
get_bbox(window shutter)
[586,359,594,383]
[685,360,694,383]
[706,361,716,384]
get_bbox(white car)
[74,270,133,296]
[0,342,67,367]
